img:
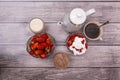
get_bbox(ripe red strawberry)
[72,46,75,48]
[35,50,43,56]
[34,42,39,47]
[33,35,39,39]
[31,38,36,44]
[78,48,82,52]
[81,40,85,44]
[69,35,76,41]
[67,40,72,47]
[41,33,48,39]
[29,50,35,56]
[85,44,88,49]
[41,43,48,47]
[39,53,47,59]
[50,44,53,48]
[37,44,45,50]
[37,37,45,43]
[30,45,34,50]
[46,38,51,45]
[30,42,38,50]
[44,52,48,55]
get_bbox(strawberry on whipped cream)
[67,34,88,55]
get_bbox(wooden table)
[0,0,120,80]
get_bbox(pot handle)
[86,9,96,16]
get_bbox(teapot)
[59,8,96,32]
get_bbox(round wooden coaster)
[53,52,70,69]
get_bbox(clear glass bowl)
[26,33,55,58]
[66,33,88,55]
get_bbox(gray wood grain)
[0,2,119,22]
[0,45,120,67]
[0,0,119,1]
[0,68,119,80]
[0,0,120,80]
[0,23,119,46]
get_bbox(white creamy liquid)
[30,18,44,33]
[70,8,86,25]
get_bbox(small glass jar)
[29,18,45,34]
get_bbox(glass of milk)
[29,18,45,34]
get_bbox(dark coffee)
[85,23,100,39]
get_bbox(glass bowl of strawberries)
[66,33,88,56]
[26,33,55,59]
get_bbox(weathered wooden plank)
[0,2,119,22]
[0,45,120,67]
[0,0,119,1]
[0,23,119,45]
[0,68,119,80]
[0,23,68,44]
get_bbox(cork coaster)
[53,52,70,69]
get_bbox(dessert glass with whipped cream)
[66,33,88,55]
